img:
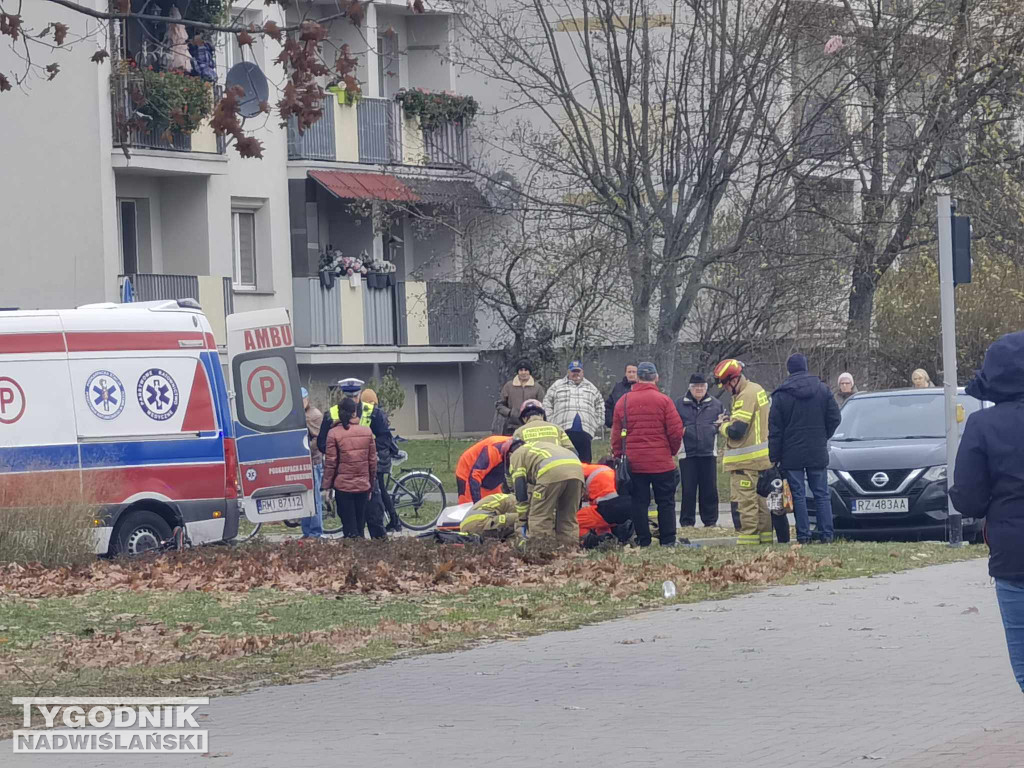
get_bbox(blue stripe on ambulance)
[235,429,308,463]
[0,436,226,472]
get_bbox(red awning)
[308,170,419,202]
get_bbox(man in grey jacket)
[674,373,725,527]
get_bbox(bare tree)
[784,0,1024,360]
[453,0,803,390]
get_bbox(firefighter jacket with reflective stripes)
[456,435,508,503]
[719,378,771,471]
[460,493,519,532]
[508,443,584,518]
[582,463,618,505]
[512,415,577,453]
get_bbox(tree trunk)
[846,265,876,383]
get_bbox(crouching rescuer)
[459,493,520,540]
[713,359,773,545]
[503,438,584,546]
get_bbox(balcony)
[118,273,233,344]
[291,276,476,348]
[285,94,470,169]
[111,74,226,155]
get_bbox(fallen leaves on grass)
[0,541,832,602]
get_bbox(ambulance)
[0,300,314,555]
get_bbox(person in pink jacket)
[322,398,378,538]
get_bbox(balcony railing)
[358,97,403,164]
[292,277,475,348]
[422,122,470,168]
[426,281,476,345]
[118,273,234,315]
[111,74,226,154]
[288,97,336,161]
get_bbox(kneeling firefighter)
[459,493,520,540]
[713,359,773,546]
[503,438,584,546]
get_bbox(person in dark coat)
[675,372,725,528]
[949,330,1024,695]
[611,362,684,547]
[769,353,842,544]
[359,389,404,533]
[604,363,638,428]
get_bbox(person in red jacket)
[612,362,684,547]
[455,435,509,504]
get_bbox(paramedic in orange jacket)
[456,435,509,504]
[578,461,633,540]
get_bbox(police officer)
[713,359,773,546]
[316,378,364,456]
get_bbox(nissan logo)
[871,472,890,488]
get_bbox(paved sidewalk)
[6,559,1021,766]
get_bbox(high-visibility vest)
[720,378,771,471]
[360,402,375,427]
[582,463,618,504]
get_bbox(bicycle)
[321,456,446,534]
[234,455,446,541]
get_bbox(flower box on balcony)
[327,85,362,107]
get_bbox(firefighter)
[512,400,578,453]
[504,438,584,546]
[455,435,509,504]
[459,493,520,540]
[713,359,773,546]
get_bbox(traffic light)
[951,215,971,285]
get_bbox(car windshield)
[831,392,981,442]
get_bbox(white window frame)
[117,199,138,275]
[231,209,258,291]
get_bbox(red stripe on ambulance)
[66,331,207,352]
[0,333,67,354]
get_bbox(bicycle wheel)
[321,492,343,535]
[391,471,446,531]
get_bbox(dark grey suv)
[810,389,987,541]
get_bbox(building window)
[118,199,139,275]
[232,210,257,290]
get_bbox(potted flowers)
[318,249,367,289]
[395,88,479,129]
[364,259,397,289]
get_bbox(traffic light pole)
[937,194,963,547]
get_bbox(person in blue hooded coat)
[769,353,842,544]
[950,330,1024,695]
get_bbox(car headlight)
[827,469,840,486]
[922,465,947,482]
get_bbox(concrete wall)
[299,360,467,436]
[0,0,117,310]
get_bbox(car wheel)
[113,510,173,556]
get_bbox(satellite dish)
[483,171,521,211]
[225,62,269,118]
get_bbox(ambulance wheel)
[113,510,172,556]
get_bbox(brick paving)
[5,558,1022,767]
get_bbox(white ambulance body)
[0,301,314,555]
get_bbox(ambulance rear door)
[226,308,314,524]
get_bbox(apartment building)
[0,0,491,435]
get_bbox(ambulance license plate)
[256,495,304,515]
[852,497,909,514]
